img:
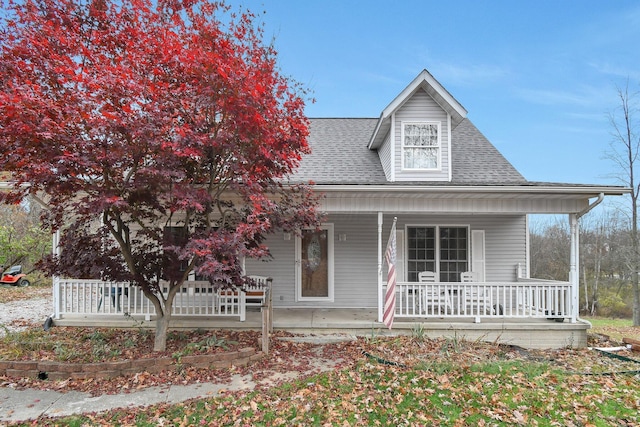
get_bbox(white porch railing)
[53,278,252,321]
[390,280,573,322]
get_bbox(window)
[407,227,436,281]
[439,227,468,282]
[402,122,440,169]
[407,226,468,282]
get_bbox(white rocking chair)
[461,271,493,317]
[417,271,451,315]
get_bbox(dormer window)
[402,122,440,170]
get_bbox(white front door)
[296,224,334,301]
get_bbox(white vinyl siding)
[378,132,393,181]
[245,213,527,308]
[245,214,379,308]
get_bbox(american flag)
[383,219,397,329]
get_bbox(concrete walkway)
[0,335,354,424]
[0,374,254,423]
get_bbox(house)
[50,70,628,349]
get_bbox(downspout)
[569,214,579,323]
[577,193,604,219]
[572,193,605,326]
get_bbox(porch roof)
[314,184,629,215]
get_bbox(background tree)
[529,211,633,318]
[0,200,50,276]
[605,83,640,326]
[529,216,570,281]
[0,0,322,350]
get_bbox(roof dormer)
[368,70,467,182]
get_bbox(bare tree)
[529,215,570,281]
[605,82,640,326]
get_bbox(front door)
[296,224,334,301]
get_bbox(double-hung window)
[402,122,440,170]
[407,226,468,282]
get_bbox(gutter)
[310,185,628,196]
[577,192,605,218]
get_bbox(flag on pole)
[383,218,397,329]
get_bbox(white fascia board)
[311,184,631,197]
[367,112,386,149]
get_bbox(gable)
[368,69,467,150]
[379,88,452,182]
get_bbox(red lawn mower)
[0,265,30,287]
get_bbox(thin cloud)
[588,62,640,83]
[428,62,512,87]
[514,85,612,108]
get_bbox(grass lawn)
[584,316,639,342]
[16,336,640,427]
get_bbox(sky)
[227,0,640,187]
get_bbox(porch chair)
[417,271,452,315]
[460,271,493,317]
[215,276,272,313]
[244,275,272,308]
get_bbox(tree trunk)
[154,312,171,351]
[632,233,639,326]
[634,276,640,326]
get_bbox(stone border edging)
[0,347,261,380]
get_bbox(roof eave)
[310,183,631,197]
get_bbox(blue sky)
[228,0,640,187]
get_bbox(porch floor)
[53,308,590,350]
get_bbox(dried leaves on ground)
[9,333,639,427]
[2,326,640,399]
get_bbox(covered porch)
[51,278,588,349]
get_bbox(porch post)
[52,229,61,320]
[569,213,579,323]
[377,212,383,322]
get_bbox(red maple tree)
[0,0,321,350]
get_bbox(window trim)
[405,224,470,282]
[401,121,442,171]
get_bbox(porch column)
[569,213,579,323]
[377,212,383,322]
[52,229,61,320]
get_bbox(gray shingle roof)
[291,118,386,184]
[289,117,527,185]
[451,119,526,184]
